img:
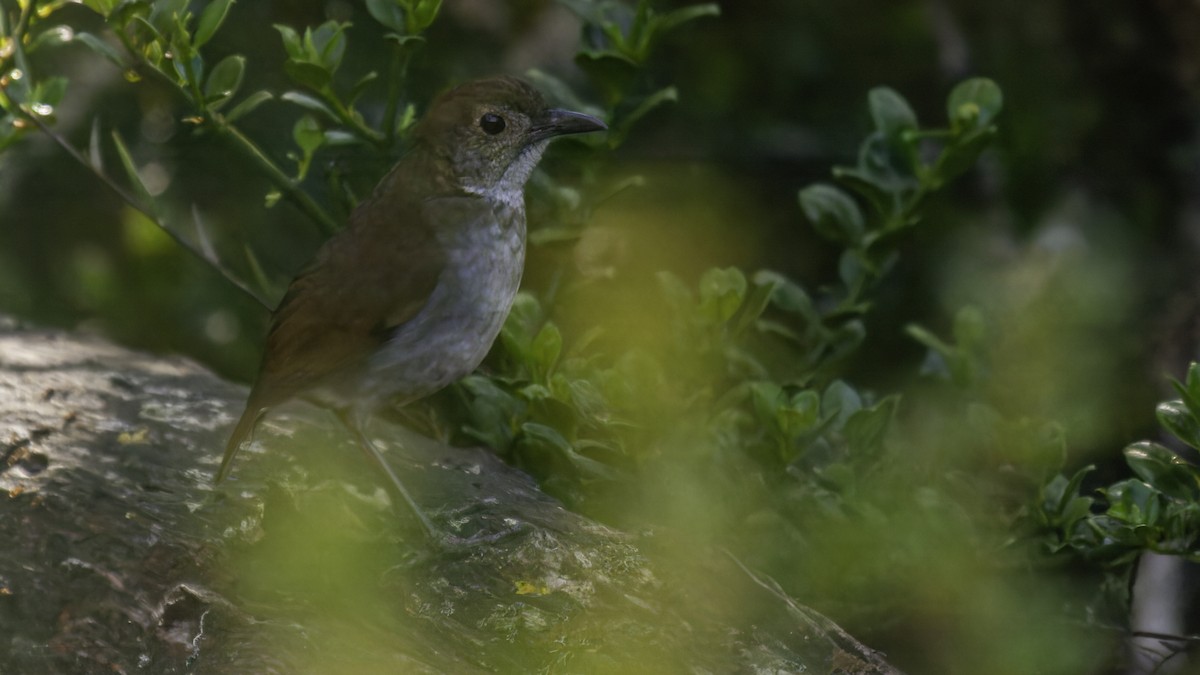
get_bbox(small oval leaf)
[868,86,917,141]
[194,0,234,49]
[225,89,273,122]
[799,183,864,245]
[947,77,1003,132]
[204,54,245,103]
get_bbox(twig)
[22,111,272,310]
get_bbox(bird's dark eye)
[479,113,506,135]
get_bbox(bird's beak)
[529,108,607,143]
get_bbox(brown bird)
[217,77,606,538]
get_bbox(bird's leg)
[333,407,438,540]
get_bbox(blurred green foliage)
[4,0,1200,672]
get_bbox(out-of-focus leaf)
[575,50,637,106]
[365,0,405,32]
[699,267,747,324]
[75,32,126,68]
[413,0,442,31]
[111,129,152,206]
[652,3,720,35]
[799,184,864,245]
[107,0,151,30]
[347,71,379,105]
[844,396,898,458]
[292,114,323,154]
[204,54,244,105]
[531,323,563,381]
[284,60,331,91]
[280,91,338,122]
[947,77,1003,132]
[868,86,917,141]
[822,380,862,431]
[193,0,234,49]
[225,90,273,122]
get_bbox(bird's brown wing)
[257,208,447,403]
[216,198,446,483]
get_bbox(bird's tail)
[216,405,267,484]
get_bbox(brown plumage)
[217,77,605,538]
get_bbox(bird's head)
[414,77,607,199]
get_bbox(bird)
[216,76,606,539]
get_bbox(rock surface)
[0,317,902,674]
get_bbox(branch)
[22,111,272,310]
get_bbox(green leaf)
[799,183,864,245]
[383,32,426,48]
[147,0,187,35]
[828,320,866,360]
[1059,496,1094,529]
[868,86,917,141]
[530,323,563,381]
[225,89,273,122]
[27,25,75,54]
[413,0,443,31]
[518,423,621,481]
[365,0,405,32]
[193,0,234,49]
[203,54,245,105]
[652,3,720,35]
[1102,478,1163,528]
[934,127,996,182]
[322,129,357,145]
[1051,461,1099,521]
[844,396,898,458]
[831,168,890,220]
[754,271,816,320]
[107,0,151,29]
[947,77,1003,133]
[524,69,592,115]
[309,20,348,71]
[32,77,69,110]
[111,130,153,207]
[780,390,820,439]
[75,32,126,68]
[821,380,862,431]
[855,131,915,194]
[274,24,303,59]
[750,381,785,426]
[656,270,695,316]
[280,90,339,122]
[557,0,611,26]
[88,117,104,172]
[293,114,324,154]
[130,16,165,54]
[905,323,951,357]
[612,85,676,145]
[82,0,119,15]
[728,277,776,338]
[284,60,332,91]
[1123,441,1200,501]
[1157,400,1200,451]
[1170,362,1200,418]
[698,267,747,324]
[241,243,273,302]
[574,50,638,107]
[837,250,868,290]
[952,305,986,347]
[347,71,379,105]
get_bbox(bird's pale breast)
[358,196,525,406]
